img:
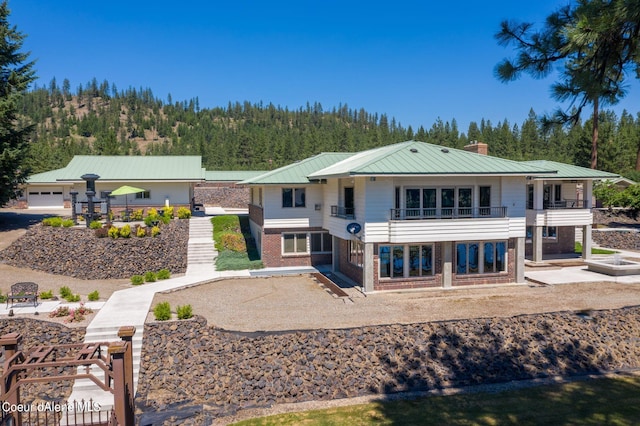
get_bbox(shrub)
[89,220,102,229]
[62,219,75,228]
[176,304,193,320]
[131,275,144,285]
[131,209,144,221]
[151,226,161,237]
[144,271,157,282]
[95,227,109,238]
[43,217,63,227]
[220,232,247,252]
[0,293,5,303]
[59,286,72,299]
[163,205,174,218]
[119,224,132,238]
[136,225,147,237]
[157,269,171,280]
[108,226,120,239]
[40,290,54,300]
[66,293,81,302]
[177,206,191,219]
[153,302,171,321]
[88,290,100,301]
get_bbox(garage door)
[28,188,64,209]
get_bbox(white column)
[363,242,375,293]
[443,242,452,288]
[582,225,592,260]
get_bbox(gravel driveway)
[153,275,640,332]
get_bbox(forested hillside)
[18,78,640,179]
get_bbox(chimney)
[463,140,488,155]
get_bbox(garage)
[28,187,64,209]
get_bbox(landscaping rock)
[136,307,640,423]
[0,220,188,279]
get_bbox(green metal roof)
[205,170,268,182]
[240,153,354,184]
[27,168,71,184]
[522,160,620,180]
[308,141,556,178]
[30,155,205,182]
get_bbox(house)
[522,160,619,261]
[242,140,568,292]
[22,156,205,209]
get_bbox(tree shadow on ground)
[0,211,56,232]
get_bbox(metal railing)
[331,205,355,219]
[543,199,587,209]
[390,206,507,220]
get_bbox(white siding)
[501,176,527,217]
[508,217,526,238]
[263,185,324,227]
[96,182,192,206]
[526,209,592,227]
[389,218,511,243]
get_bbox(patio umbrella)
[109,185,146,212]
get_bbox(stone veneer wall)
[136,307,640,424]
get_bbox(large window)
[379,244,434,279]
[283,233,307,254]
[284,232,331,255]
[282,188,305,208]
[456,241,507,274]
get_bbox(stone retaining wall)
[0,220,189,279]
[194,184,249,209]
[593,229,640,251]
[0,319,86,405]
[136,307,640,424]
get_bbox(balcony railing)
[331,205,355,219]
[390,206,507,220]
[526,200,588,209]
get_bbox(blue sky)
[11,0,640,133]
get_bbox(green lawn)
[575,241,617,255]
[232,376,640,425]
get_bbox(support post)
[0,333,22,425]
[443,242,452,288]
[363,242,374,293]
[582,224,592,260]
[109,341,134,426]
[70,191,78,224]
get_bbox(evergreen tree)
[0,1,35,206]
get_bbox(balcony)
[543,199,587,209]
[390,206,507,221]
[331,205,355,219]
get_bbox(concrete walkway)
[68,215,250,411]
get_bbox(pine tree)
[0,1,35,206]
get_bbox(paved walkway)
[68,215,250,411]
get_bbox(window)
[283,233,307,254]
[379,244,433,278]
[282,188,305,208]
[456,241,507,274]
[526,226,558,241]
[349,240,363,267]
[484,242,506,273]
[456,243,479,274]
[311,232,332,253]
[135,191,151,199]
[479,186,491,215]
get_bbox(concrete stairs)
[186,216,217,275]
[68,215,218,414]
